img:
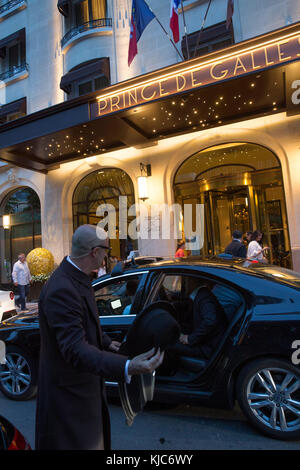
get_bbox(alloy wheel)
[246,367,300,433]
[0,352,32,397]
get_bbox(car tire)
[237,358,300,440]
[0,345,37,401]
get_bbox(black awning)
[57,0,70,17]
[0,22,299,174]
[0,98,26,119]
[0,64,287,173]
[0,28,25,57]
[60,58,110,94]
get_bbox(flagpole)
[146,2,184,61]
[180,1,190,60]
[193,0,213,58]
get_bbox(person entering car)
[166,281,228,361]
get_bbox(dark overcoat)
[225,239,247,258]
[35,257,128,450]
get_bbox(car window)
[94,275,143,316]
[152,273,244,327]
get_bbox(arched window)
[174,143,291,268]
[0,187,41,284]
[73,168,137,260]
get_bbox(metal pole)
[193,0,212,58]
[180,1,190,60]
[154,16,184,61]
[145,1,184,61]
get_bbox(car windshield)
[238,262,300,288]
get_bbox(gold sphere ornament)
[27,248,54,276]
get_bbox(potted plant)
[26,248,54,302]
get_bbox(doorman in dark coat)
[35,225,164,450]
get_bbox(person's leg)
[19,285,26,310]
[158,342,203,376]
[15,287,20,308]
[25,284,29,308]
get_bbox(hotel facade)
[1,0,300,284]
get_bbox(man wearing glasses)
[35,224,164,450]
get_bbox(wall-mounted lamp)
[2,215,10,229]
[137,163,151,201]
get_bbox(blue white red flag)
[128,0,155,66]
[170,0,180,43]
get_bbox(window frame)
[181,21,234,60]
[0,31,26,77]
[65,0,107,31]
[93,271,149,318]
[76,75,108,97]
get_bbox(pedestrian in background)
[225,230,247,258]
[244,231,253,245]
[175,240,185,258]
[12,253,32,312]
[35,224,164,450]
[247,230,269,263]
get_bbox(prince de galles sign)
[90,30,300,118]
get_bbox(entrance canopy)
[1,23,300,173]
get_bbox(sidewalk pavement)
[16,302,38,314]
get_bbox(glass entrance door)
[253,185,291,268]
[205,187,250,254]
[174,143,292,268]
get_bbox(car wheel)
[237,358,300,440]
[0,345,37,401]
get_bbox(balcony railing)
[0,0,25,15]
[0,62,28,81]
[61,18,112,48]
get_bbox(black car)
[0,257,300,441]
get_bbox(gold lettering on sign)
[110,95,121,111]
[234,56,247,75]
[277,40,292,62]
[176,74,186,92]
[191,70,202,87]
[264,47,274,66]
[141,84,157,101]
[250,51,262,70]
[128,89,138,106]
[98,99,108,114]
[95,34,300,117]
[159,79,170,97]
[210,61,229,80]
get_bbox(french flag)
[128,0,155,66]
[170,0,180,43]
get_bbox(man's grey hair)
[71,224,108,258]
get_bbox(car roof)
[122,256,246,270]
[98,256,300,289]
[105,256,249,278]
